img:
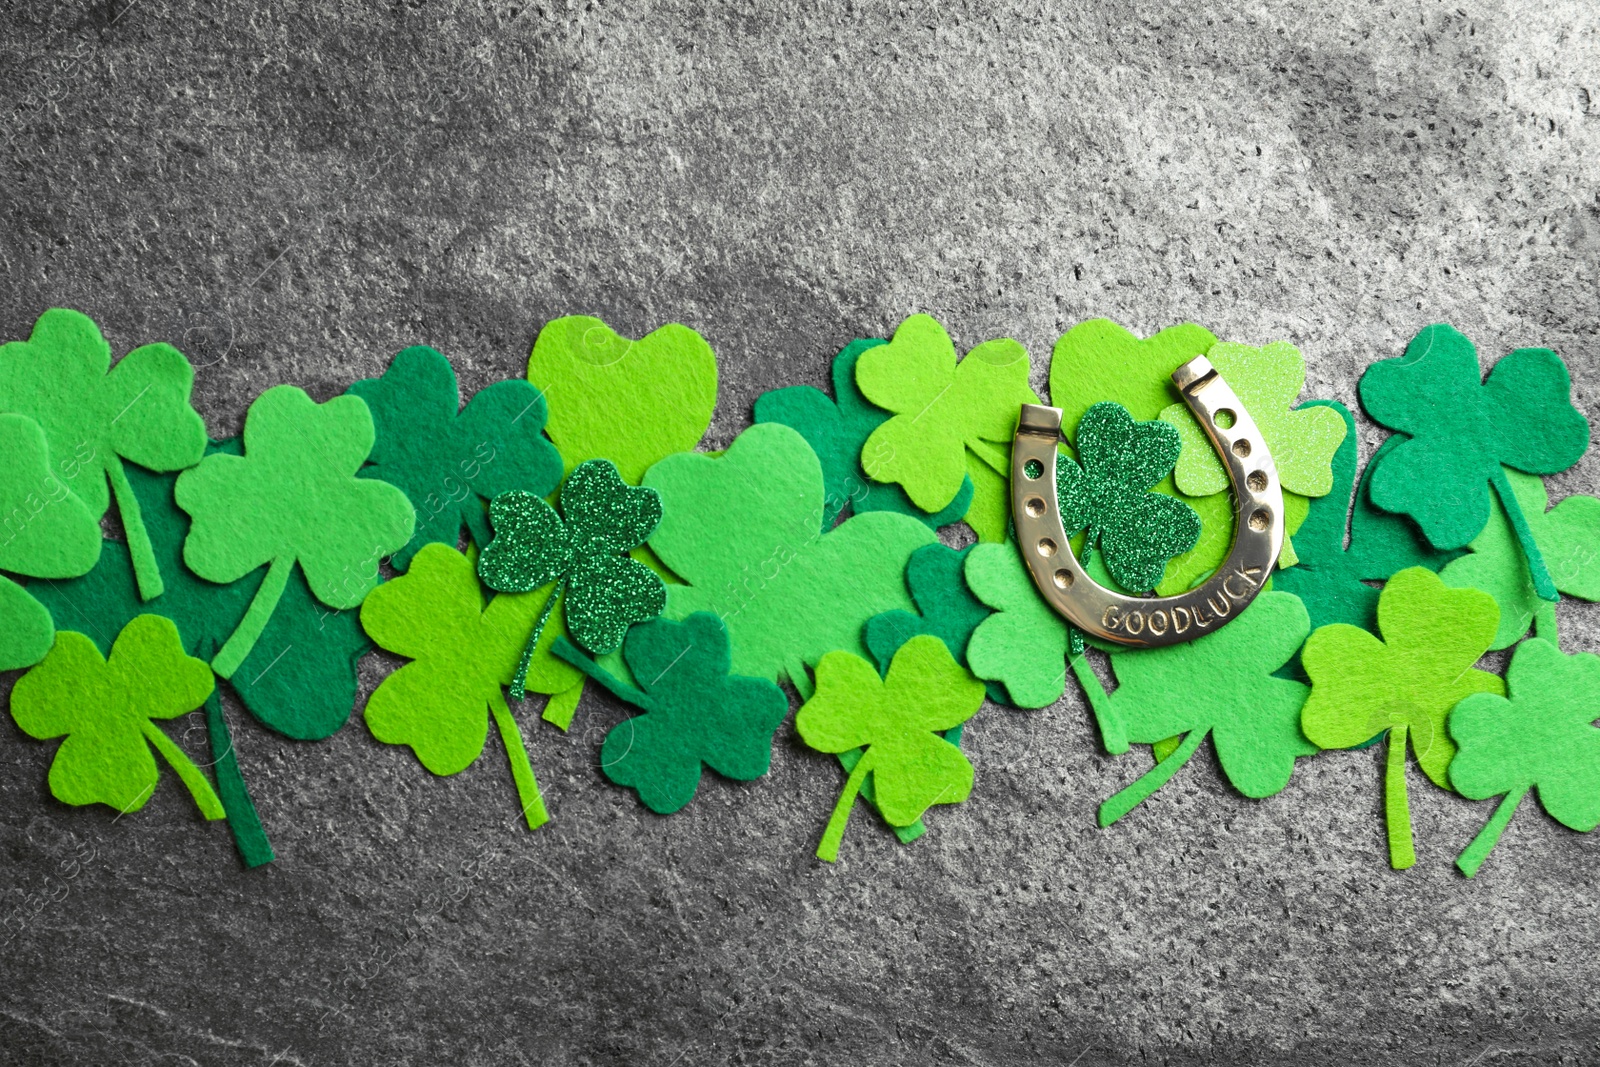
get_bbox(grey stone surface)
[2,1,1600,1063]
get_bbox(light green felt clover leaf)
[1360,323,1589,601]
[855,314,1038,516]
[643,422,938,697]
[1441,468,1600,650]
[964,542,1073,710]
[1077,592,1318,826]
[362,542,581,829]
[1301,567,1504,870]
[0,308,208,601]
[796,635,983,862]
[175,385,416,680]
[528,316,718,484]
[10,615,222,819]
[1449,638,1600,878]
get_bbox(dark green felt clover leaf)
[478,459,666,697]
[348,345,564,570]
[864,541,1000,709]
[1359,324,1589,602]
[0,309,208,602]
[1449,638,1600,878]
[1274,401,1461,634]
[1055,401,1201,593]
[552,613,789,814]
[754,338,974,531]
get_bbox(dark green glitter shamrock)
[1055,401,1201,593]
[478,459,666,698]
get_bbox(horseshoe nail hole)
[1025,496,1046,518]
[1232,438,1251,459]
[1246,470,1268,493]
[1214,408,1236,430]
[1023,458,1044,480]
[1036,537,1057,558]
[1248,507,1272,532]
[1052,568,1074,590]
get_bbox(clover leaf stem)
[212,556,294,679]
[139,719,225,820]
[1385,725,1416,870]
[106,454,164,601]
[203,689,274,867]
[1456,786,1528,879]
[966,438,1010,477]
[818,748,876,862]
[1067,651,1128,754]
[1533,600,1560,645]
[1097,726,1208,827]
[1490,468,1560,603]
[551,635,653,708]
[509,579,565,701]
[488,691,549,830]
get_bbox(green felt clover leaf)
[1448,638,1600,878]
[865,543,994,688]
[964,542,1074,710]
[796,635,984,862]
[348,345,564,570]
[1274,402,1461,634]
[10,615,223,819]
[0,577,54,672]
[855,314,1037,517]
[1441,468,1600,650]
[1056,402,1201,594]
[362,542,583,829]
[478,459,666,698]
[754,338,974,531]
[176,386,416,681]
[1360,324,1589,601]
[643,422,938,697]
[528,316,717,483]
[1077,592,1318,827]
[0,309,208,601]
[1301,567,1504,870]
[552,613,789,814]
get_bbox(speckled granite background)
[2,2,1599,1064]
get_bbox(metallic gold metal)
[1010,355,1284,648]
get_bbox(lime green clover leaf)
[552,612,789,814]
[755,338,974,531]
[528,316,717,483]
[1274,402,1461,634]
[176,386,416,680]
[477,458,666,700]
[0,309,208,601]
[1448,638,1600,878]
[362,542,582,829]
[854,314,1038,526]
[1300,567,1504,870]
[642,422,938,697]
[796,635,984,862]
[10,615,223,819]
[1056,402,1202,593]
[1075,592,1318,827]
[1360,323,1589,601]
[1441,468,1600,650]
[348,345,564,570]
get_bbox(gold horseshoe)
[1010,355,1285,648]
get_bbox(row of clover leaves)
[2,307,1597,876]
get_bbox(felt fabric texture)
[347,345,564,570]
[1048,319,1218,441]
[0,576,55,672]
[28,443,372,742]
[361,542,575,829]
[1274,402,1461,635]
[1441,468,1600,650]
[10,615,221,818]
[0,411,103,578]
[551,613,789,814]
[796,636,983,862]
[1448,638,1600,877]
[1078,592,1317,827]
[855,314,1037,515]
[527,316,718,484]
[1300,567,1504,869]
[864,542,997,704]
[203,689,275,869]
[1055,402,1201,593]
[176,385,415,679]
[753,338,974,531]
[964,542,1074,711]
[1360,324,1590,599]
[961,449,1013,544]
[642,422,937,693]
[0,309,208,602]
